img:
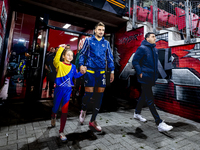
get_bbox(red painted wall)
[48,29,79,54]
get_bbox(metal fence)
[127,0,200,43]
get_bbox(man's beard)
[97,34,102,38]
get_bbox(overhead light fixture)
[64,32,79,36]
[70,37,78,41]
[63,24,71,29]
[18,39,25,42]
[38,35,42,39]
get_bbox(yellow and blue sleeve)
[53,47,64,69]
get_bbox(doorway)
[6,12,36,100]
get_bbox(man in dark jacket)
[132,32,173,132]
[45,47,56,98]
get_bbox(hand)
[139,73,143,78]
[59,44,66,48]
[110,73,114,83]
[80,65,87,74]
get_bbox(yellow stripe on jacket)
[53,47,72,78]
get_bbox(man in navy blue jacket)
[79,22,115,132]
[132,32,173,132]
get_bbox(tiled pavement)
[0,107,200,150]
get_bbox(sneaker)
[51,118,56,127]
[79,110,86,124]
[89,121,102,132]
[134,113,147,122]
[59,132,67,142]
[158,121,173,132]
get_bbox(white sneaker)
[79,110,86,124]
[134,113,147,122]
[158,121,173,132]
[59,132,67,141]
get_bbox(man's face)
[55,48,59,53]
[146,34,156,44]
[50,47,55,53]
[95,26,105,38]
[65,45,71,50]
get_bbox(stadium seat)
[137,5,150,22]
[175,7,186,30]
[158,8,169,27]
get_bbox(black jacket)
[132,40,158,85]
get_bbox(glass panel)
[26,19,49,100]
[7,12,36,100]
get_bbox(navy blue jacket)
[132,40,158,85]
[79,35,115,71]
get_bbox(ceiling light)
[63,24,71,29]
[18,39,25,42]
[38,35,42,39]
[64,32,79,36]
[70,37,78,41]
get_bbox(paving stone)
[0,143,17,150]
[1,127,8,132]
[1,108,200,150]
[0,137,7,146]
[81,145,98,150]
[17,141,28,150]
[8,137,27,145]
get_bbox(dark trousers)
[135,84,162,125]
[49,81,54,95]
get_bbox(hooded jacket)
[132,40,158,85]
[79,35,115,71]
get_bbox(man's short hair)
[145,32,155,40]
[95,22,105,29]
[66,44,70,47]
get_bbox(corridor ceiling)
[12,0,128,32]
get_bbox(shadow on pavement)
[18,123,149,150]
[19,127,98,150]
[127,127,148,139]
[17,120,200,150]
[168,121,200,132]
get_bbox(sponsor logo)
[102,78,106,85]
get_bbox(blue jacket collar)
[141,40,156,48]
[92,35,104,41]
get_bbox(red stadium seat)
[175,7,186,30]
[137,6,150,22]
[168,14,177,27]
[147,5,153,24]
[189,13,199,32]
[158,8,169,27]
[196,22,200,36]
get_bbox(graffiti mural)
[114,29,200,121]
[114,27,144,100]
